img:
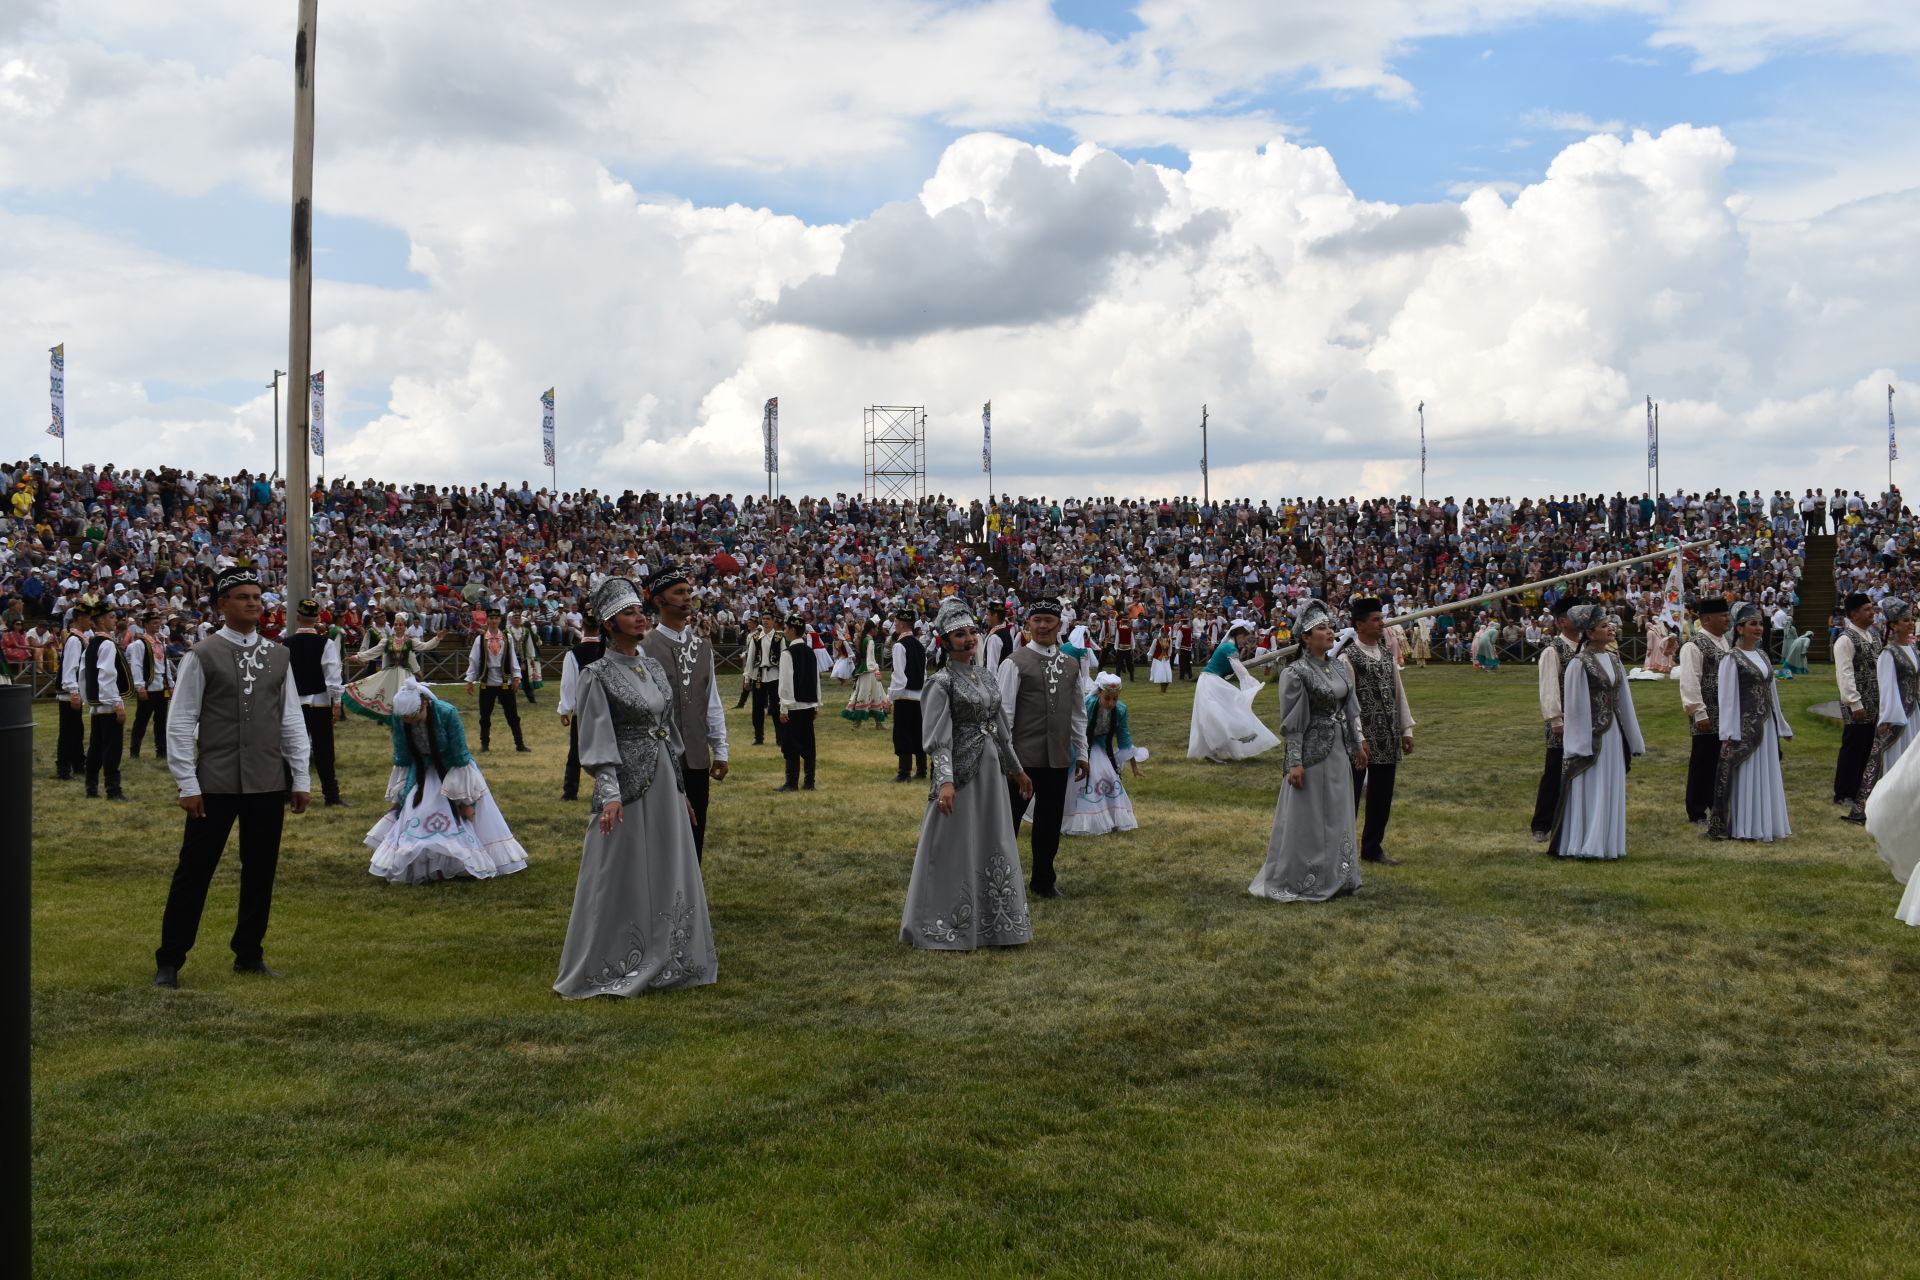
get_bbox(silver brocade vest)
[189,635,292,794]
[1008,645,1076,769]
[1848,626,1883,712]
[1687,633,1727,723]
[586,652,682,809]
[1890,645,1920,719]
[1574,651,1618,754]
[641,628,715,770]
[1344,641,1402,764]
[927,662,1018,801]
[1285,656,1353,771]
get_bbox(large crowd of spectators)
[2,451,1911,685]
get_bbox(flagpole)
[284,0,319,603]
[1890,384,1898,503]
[1417,400,1426,505]
[982,400,993,514]
[1199,404,1209,505]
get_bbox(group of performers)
[130,560,1920,996]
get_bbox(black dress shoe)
[891,773,913,783]
[802,781,816,791]
[774,783,799,793]
[106,793,130,803]
[233,960,280,977]
[324,798,351,808]
[515,745,531,753]
[558,793,577,803]
[151,965,179,989]
[1029,885,1062,899]
[1361,853,1400,866]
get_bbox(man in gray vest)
[1337,597,1414,864]
[1833,591,1882,804]
[153,566,311,989]
[1677,597,1731,823]
[997,598,1088,898]
[643,565,728,859]
[742,613,784,747]
[1529,597,1579,842]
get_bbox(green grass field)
[29,662,1920,1278]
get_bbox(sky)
[2,0,1918,504]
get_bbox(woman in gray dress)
[900,597,1035,950]
[554,577,716,997]
[1551,606,1645,859]
[1249,599,1370,902]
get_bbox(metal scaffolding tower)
[863,405,926,505]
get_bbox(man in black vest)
[154,566,311,988]
[464,606,528,752]
[744,612,784,746]
[83,603,130,801]
[981,603,1014,668]
[125,611,171,759]
[1530,597,1579,841]
[1677,598,1731,823]
[643,566,729,858]
[888,607,927,782]
[1833,591,1882,804]
[775,614,819,791]
[285,599,347,806]
[56,602,93,780]
[555,608,604,802]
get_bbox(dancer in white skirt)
[1187,620,1281,762]
[364,677,528,883]
[1864,737,1920,925]
[1707,603,1792,843]
[1847,598,1918,825]
[1063,673,1147,836]
[1147,629,1174,692]
[1549,607,1645,860]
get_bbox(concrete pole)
[284,0,318,602]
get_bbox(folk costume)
[1336,610,1415,864]
[1529,599,1578,841]
[900,597,1033,950]
[1864,737,1920,926]
[505,615,543,703]
[1707,611,1793,843]
[464,611,528,752]
[82,618,129,800]
[345,616,443,720]
[830,634,855,682]
[842,627,890,726]
[997,598,1090,898]
[155,567,311,984]
[1833,601,1883,803]
[555,619,606,802]
[363,678,529,883]
[888,613,928,779]
[1471,620,1501,672]
[554,576,715,997]
[1849,600,1919,825]
[56,616,91,779]
[1249,600,1364,902]
[1062,674,1147,836]
[1677,600,1733,824]
[741,623,783,747]
[1148,630,1174,687]
[1186,623,1281,762]
[285,600,346,806]
[640,566,728,859]
[124,621,172,761]
[1549,607,1646,860]
[776,618,821,791]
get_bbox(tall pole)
[285,0,317,603]
[0,685,31,1276]
[268,370,284,479]
[1199,404,1209,506]
[1653,400,1661,519]
[1418,400,1426,505]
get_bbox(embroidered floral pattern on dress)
[918,894,974,946]
[977,854,1030,941]
[583,925,650,994]
[648,892,707,988]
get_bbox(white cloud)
[1524,109,1627,134]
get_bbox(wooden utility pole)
[285,0,318,602]
[1199,404,1209,505]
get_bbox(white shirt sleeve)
[92,639,122,708]
[557,651,581,716]
[777,648,795,711]
[1677,639,1705,721]
[60,635,83,693]
[997,652,1021,728]
[464,637,483,684]
[282,666,312,792]
[1538,644,1564,726]
[705,656,729,761]
[167,652,205,797]
[324,638,344,701]
[887,641,908,697]
[1835,633,1861,711]
[125,638,148,691]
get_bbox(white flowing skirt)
[1558,724,1627,860]
[1061,747,1147,836]
[364,771,529,883]
[1864,738,1920,925]
[1723,718,1791,842]
[1187,672,1280,761]
[831,657,855,680]
[1149,658,1173,684]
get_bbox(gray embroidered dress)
[553,648,716,997]
[900,660,1033,950]
[1249,655,1365,902]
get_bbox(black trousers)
[685,766,710,860]
[155,791,286,969]
[129,693,167,758]
[477,685,524,749]
[1351,760,1397,859]
[1530,743,1564,835]
[1010,765,1070,893]
[1835,720,1875,803]
[735,677,752,709]
[301,704,341,802]
[1114,647,1137,680]
[562,717,582,799]
[781,708,816,786]
[1685,729,1720,821]
[751,680,781,746]
[892,697,926,776]
[1177,649,1194,680]
[85,711,123,797]
[56,699,85,777]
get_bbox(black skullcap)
[1692,597,1729,616]
[784,613,808,630]
[486,605,504,617]
[213,566,261,599]
[646,564,689,596]
[1844,592,1873,614]
[1549,597,1575,618]
[1349,596,1384,621]
[296,599,320,617]
[892,606,917,622]
[1026,597,1063,619]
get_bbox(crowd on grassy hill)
[1,451,1912,680]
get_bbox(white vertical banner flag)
[47,343,64,438]
[1418,400,1425,468]
[763,397,778,474]
[1660,547,1686,630]
[1891,385,1898,463]
[1646,395,1656,468]
[309,371,325,458]
[982,401,992,473]
[541,388,556,466]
